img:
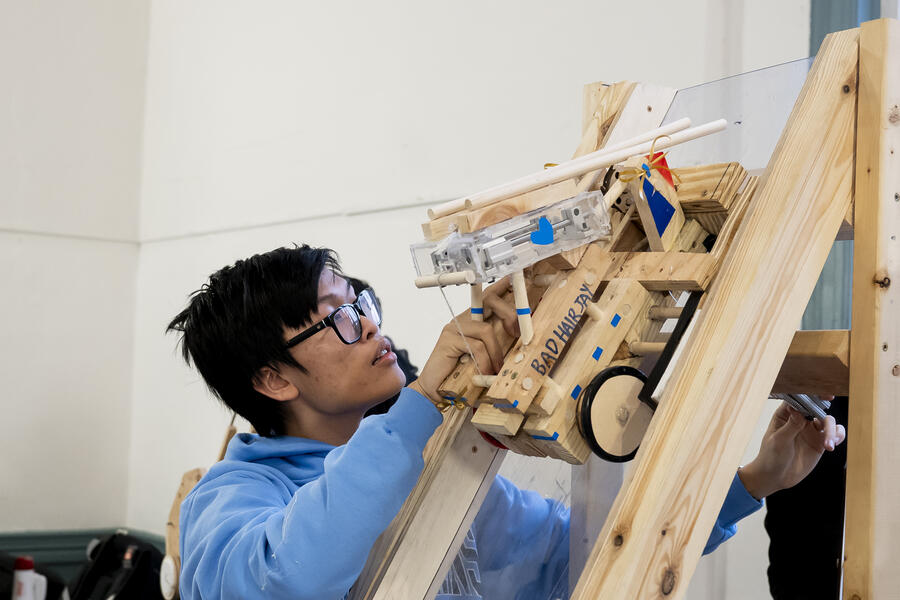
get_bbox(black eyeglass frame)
[284,288,381,348]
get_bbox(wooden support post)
[572,27,858,599]
[843,18,900,600]
[511,270,534,345]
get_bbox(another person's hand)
[410,278,517,403]
[738,400,846,500]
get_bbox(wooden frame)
[351,20,900,600]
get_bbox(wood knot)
[843,84,851,93]
[890,105,900,125]
[661,569,677,595]
[613,534,624,546]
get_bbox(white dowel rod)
[428,117,693,219]
[414,271,476,288]
[429,118,724,219]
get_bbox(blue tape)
[470,307,484,314]
[493,400,519,410]
[611,313,621,327]
[642,176,676,238]
[532,431,560,441]
[516,307,531,315]
[592,346,603,361]
[571,385,582,399]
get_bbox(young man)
[168,245,846,599]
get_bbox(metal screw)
[892,364,899,377]
[613,534,624,546]
[843,84,851,93]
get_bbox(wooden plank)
[572,27,858,600]
[771,329,849,395]
[351,409,502,599]
[628,158,686,252]
[597,252,716,291]
[576,83,678,194]
[574,81,637,159]
[843,18,900,600]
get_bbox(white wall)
[0,1,149,530]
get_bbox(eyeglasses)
[285,288,382,348]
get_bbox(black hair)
[167,245,341,436]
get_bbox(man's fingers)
[457,338,494,375]
[452,320,502,371]
[484,276,511,297]
[822,416,837,451]
[483,293,519,338]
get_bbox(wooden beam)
[772,329,850,395]
[351,409,502,599]
[572,27,858,600]
[597,251,715,291]
[844,18,900,600]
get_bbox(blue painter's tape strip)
[592,346,603,361]
[571,385,582,399]
[470,307,484,314]
[516,307,531,315]
[442,395,455,400]
[643,176,676,238]
[611,313,621,327]
[493,400,519,410]
[532,431,560,441]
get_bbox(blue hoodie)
[179,388,761,599]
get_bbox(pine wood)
[772,329,850,395]
[843,18,900,600]
[572,27,858,599]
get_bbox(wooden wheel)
[576,365,655,463]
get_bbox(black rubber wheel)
[576,365,652,463]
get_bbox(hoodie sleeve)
[179,387,442,600]
[702,471,764,555]
[472,471,763,599]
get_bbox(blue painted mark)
[571,385,582,399]
[592,346,603,361]
[611,313,621,327]
[516,308,531,315]
[642,175,675,238]
[470,307,484,314]
[532,431,560,441]
[493,400,519,410]
[530,216,555,245]
[442,394,466,403]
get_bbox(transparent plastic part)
[411,190,611,284]
[567,57,816,599]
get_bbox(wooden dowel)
[471,374,497,388]
[428,118,723,220]
[585,302,604,321]
[511,270,534,345]
[648,306,684,320]
[428,118,691,219]
[629,341,666,356]
[470,283,484,321]
[414,270,476,288]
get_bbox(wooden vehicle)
[352,19,899,600]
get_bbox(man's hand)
[410,278,517,403]
[738,401,846,500]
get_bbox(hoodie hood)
[222,432,335,487]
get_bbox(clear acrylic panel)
[660,57,814,171]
